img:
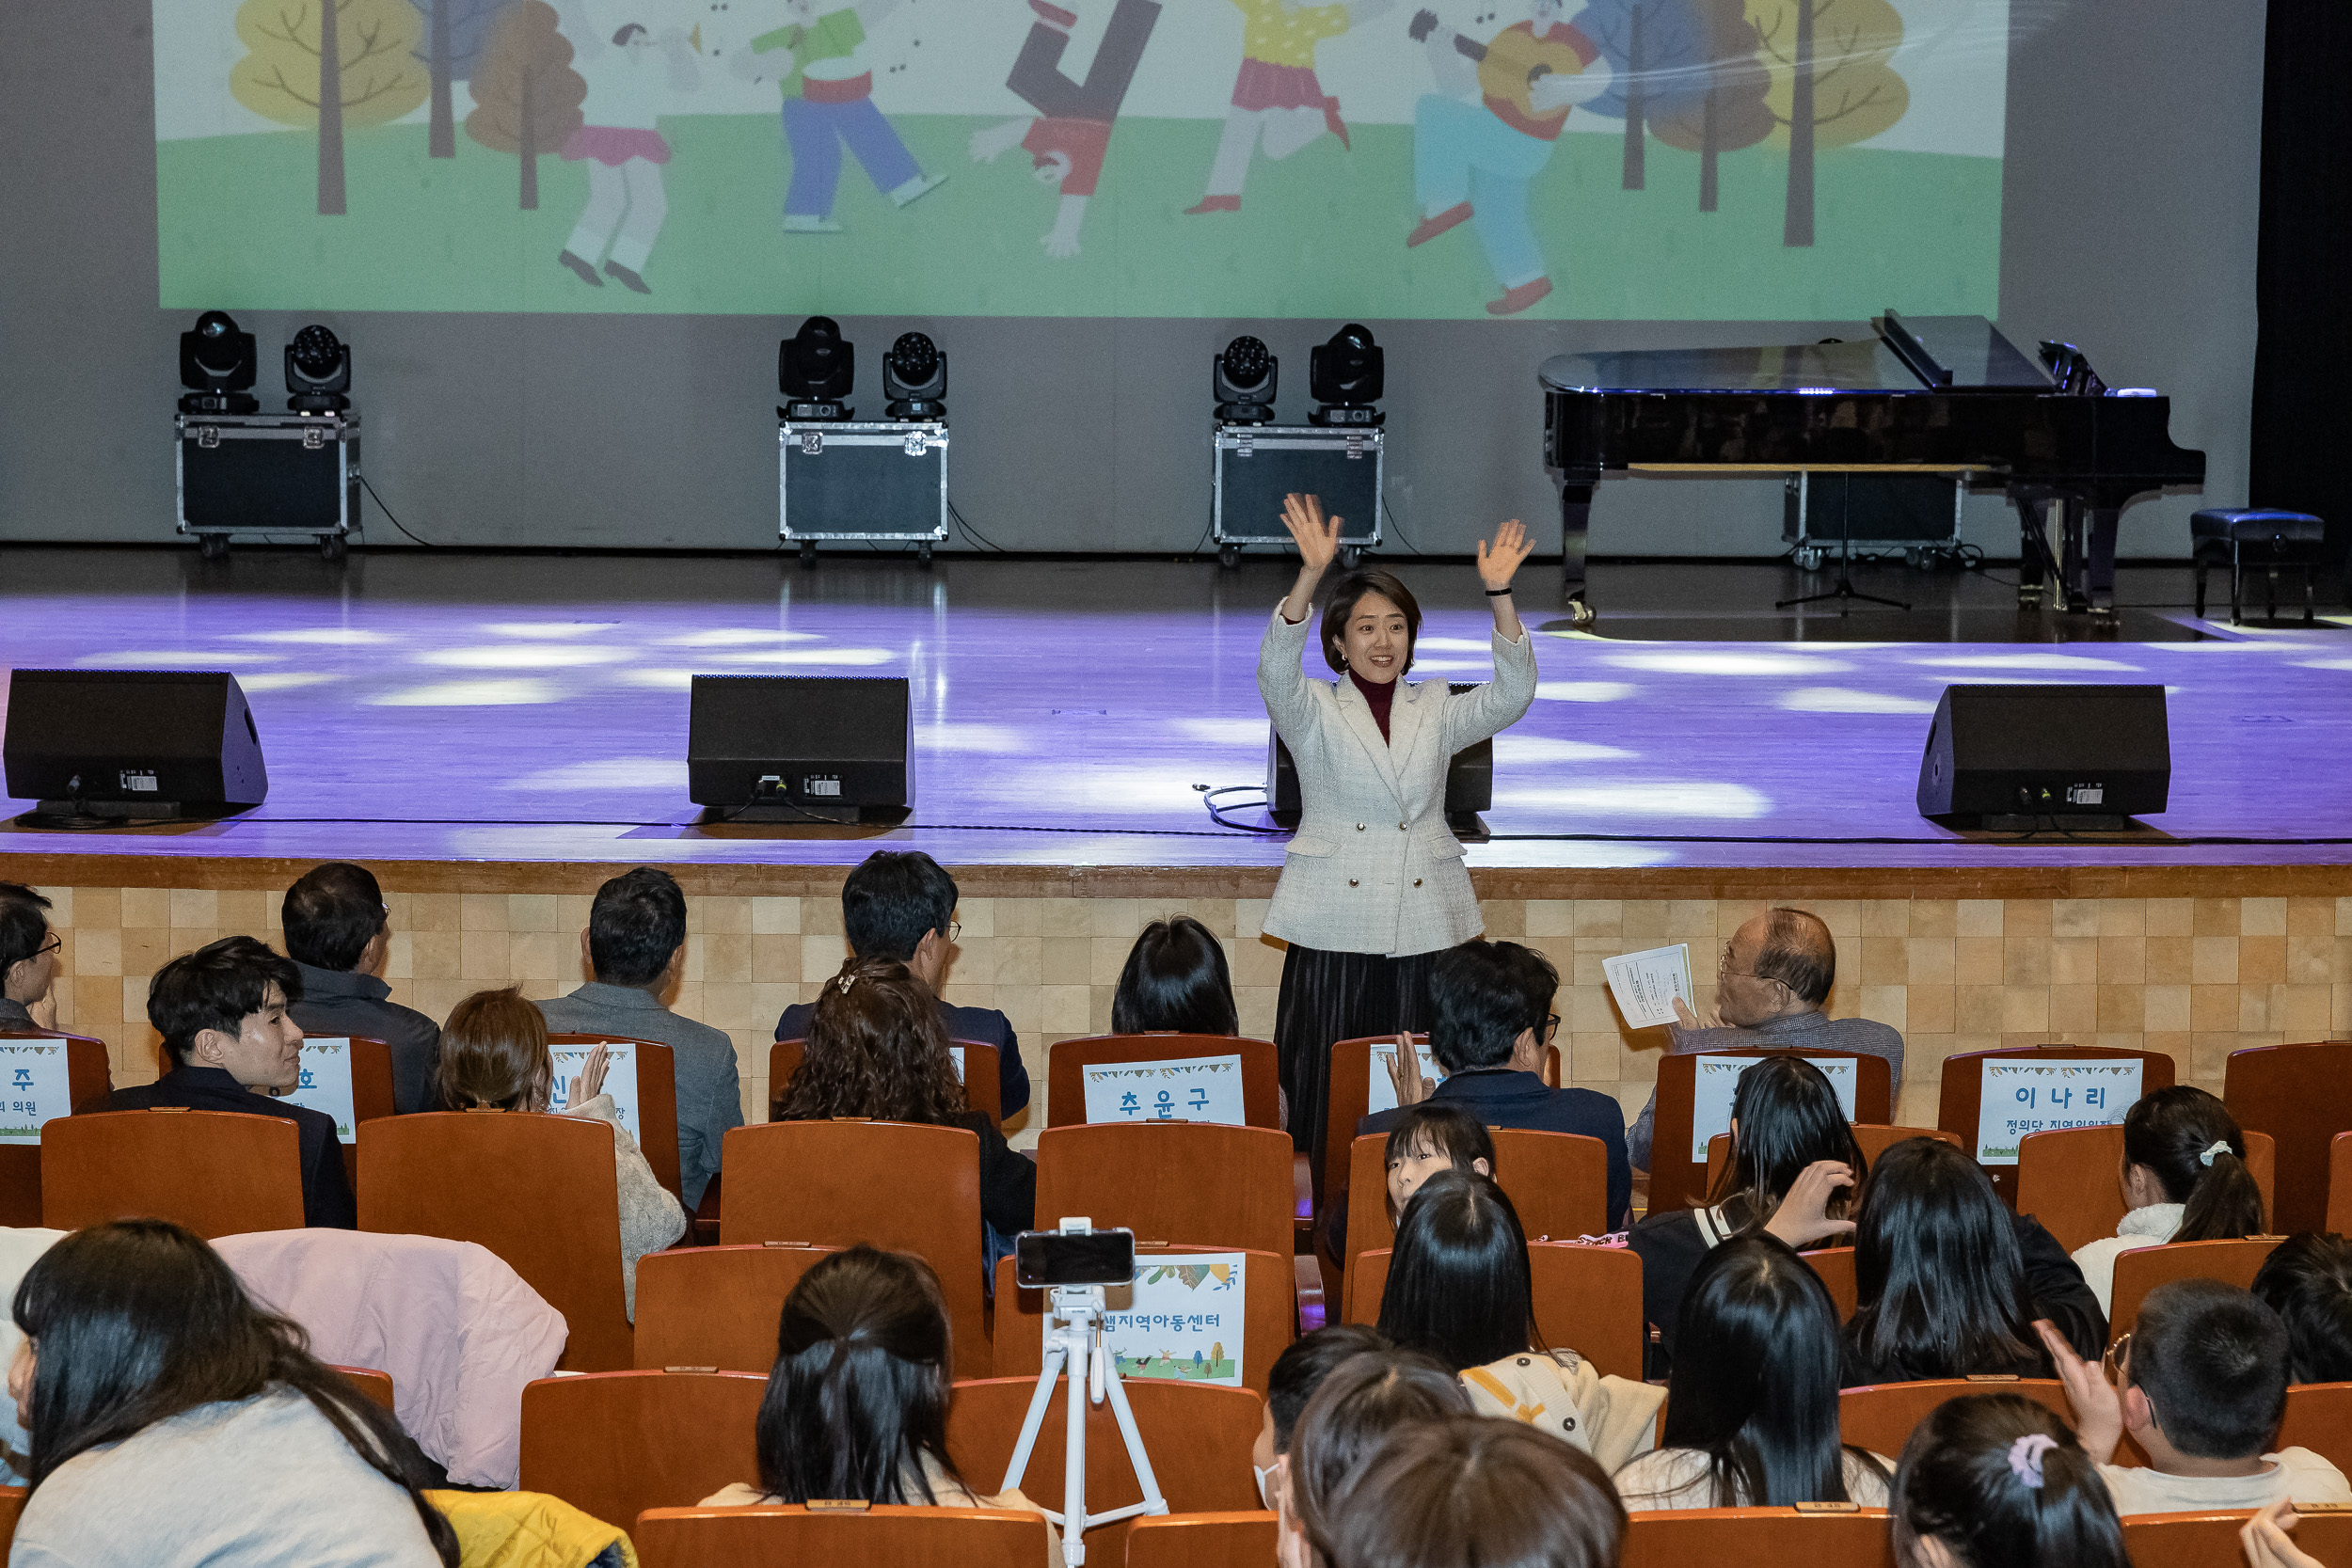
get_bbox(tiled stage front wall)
[16,863,2352,1147]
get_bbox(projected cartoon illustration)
[156,0,2005,319]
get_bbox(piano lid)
[1538,315,2053,395]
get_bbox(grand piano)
[1539,312,2205,619]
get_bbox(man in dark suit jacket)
[107,936,356,1228]
[280,862,442,1116]
[775,850,1030,1119]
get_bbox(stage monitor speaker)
[688,674,913,823]
[1266,684,1493,833]
[1915,683,2169,829]
[3,670,268,822]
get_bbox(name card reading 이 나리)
[0,1039,75,1146]
[1365,1039,1450,1117]
[551,1042,644,1147]
[1043,1251,1246,1388]
[1691,1054,1859,1163]
[1082,1055,1247,1125]
[1974,1058,2144,1164]
[273,1037,359,1141]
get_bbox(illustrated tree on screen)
[416,0,516,158]
[1749,0,1908,245]
[464,0,586,210]
[230,0,431,215]
[1647,0,1772,213]
[1568,0,1708,191]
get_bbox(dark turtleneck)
[1348,668,1396,742]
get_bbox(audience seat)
[1047,1035,1281,1129]
[2227,1041,2352,1233]
[0,1030,130,1228]
[1623,1506,1894,1568]
[2332,1132,2352,1235]
[2123,1507,2352,1568]
[358,1110,635,1372]
[946,1377,1261,1561]
[1339,1129,1612,1279]
[42,1109,305,1237]
[0,1485,21,1555]
[1123,1511,1279,1568]
[2189,507,2328,625]
[2278,1384,2352,1477]
[548,1034,683,1202]
[1317,1034,1561,1210]
[633,1243,839,1373]
[993,1243,1293,1392]
[329,1364,396,1412]
[770,1039,1002,1127]
[2017,1123,2278,1255]
[1801,1246,1857,1323]
[519,1370,766,1543]
[1034,1122,1294,1264]
[633,1505,1048,1568]
[2108,1236,2284,1341]
[1342,1242,1645,1382]
[1936,1044,2176,1208]
[1838,1379,2074,1458]
[1651,1050,1894,1214]
[721,1120,989,1377]
[1704,1125,1960,1197]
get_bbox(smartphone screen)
[1014,1227,1136,1290]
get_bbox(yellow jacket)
[1232,0,1350,68]
[425,1490,639,1568]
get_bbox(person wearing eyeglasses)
[0,885,62,1034]
[1624,907,1905,1174]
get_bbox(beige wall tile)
[2239,937,2286,986]
[2053,901,2098,940]
[1956,900,2002,938]
[167,889,218,930]
[1526,900,1573,938]
[2193,898,2241,937]
[2098,937,2146,984]
[2050,939,2098,987]
[1910,902,1957,938]
[2147,899,2194,938]
[2096,899,2145,937]
[2004,901,2053,938]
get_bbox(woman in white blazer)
[1259,493,1537,1165]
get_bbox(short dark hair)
[840,851,958,965]
[0,883,54,978]
[2251,1232,2352,1385]
[586,866,687,988]
[1752,907,1835,1006]
[1327,1417,1626,1568]
[1426,939,1528,1073]
[1383,1103,1494,1178]
[2124,1278,2292,1460]
[1493,941,1558,1042]
[147,937,301,1068]
[1377,1170,1533,1371]
[1110,916,1238,1036]
[280,863,387,973]
[1318,568,1422,675]
[1286,1347,1472,1560]
[1890,1394,2125,1568]
[1266,1323,1389,1454]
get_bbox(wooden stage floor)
[3,547,2350,892]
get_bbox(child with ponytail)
[2070,1085,2267,1316]
[1888,1392,2126,1568]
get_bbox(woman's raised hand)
[1281,493,1345,576]
[564,1043,611,1112]
[1760,1159,1858,1248]
[1476,518,1533,591]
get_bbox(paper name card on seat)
[949,1046,964,1084]
[1045,1251,1246,1387]
[1602,944,1692,1030]
[0,1039,75,1145]
[551,1041,644,1145]
[1365,1040,1450,1116]
[274,1037,358,1141]
[1692,1053,1857,1162]
[1083,1055,1246,1124]
[1975,1059,2144,1164]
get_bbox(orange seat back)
[633,1243,841,1373]
[42,1109,306,1237]
[721,1120,988,1377]
[1047,1035,1281,1130]
[548,1035,682,1202]
[0,1485,22,1556]
[1652,1051,1894,1214]
[1838,1379,2074,1458]
[520,1370,767,1542]
[2017,1124,2276,1254]
[2329,1133,2352,1233]
[1342,1242,1645,1383]
[2122,1509,2352,1568]
[2228,1042,2352,1233]
[328,1363,397,1411]
[1123,1512,1279,1568]
[0,1030,115,1230]
[771,1038,1002,1127]
[1338,1125,1610,1285]
[2109,1237,2284,1341]
[358,1111,632,1371]
[2279,1384,2352,1477]
[993,1243,1294,1392]
[1802,1246,1858,1323]
[1622,1507,1894,1568]
[632,1505,1048,1568]
[1034,1122,1293,1263]
[1937,1045,2176,1208]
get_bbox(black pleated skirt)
[1275,942,1438,1181]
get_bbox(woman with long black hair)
[2071,1085,2267,1316]
[1261,494,1536,1173]
[8,1219,458,1567]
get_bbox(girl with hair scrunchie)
[1888,1392,2126,1568]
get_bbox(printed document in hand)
[1602,944,1693,1030]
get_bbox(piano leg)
[2012,492,2055,610]
[2085,505,2121,617]
[1558,481,1594,624]
[2059,499,2090,612]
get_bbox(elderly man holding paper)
[1623,907,1906,1173]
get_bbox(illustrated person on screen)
[969,0,1163,259]
[1186,0,1397,215]
[1405,0,1610,316]
[735,0,946,234]
[553,9,702,294]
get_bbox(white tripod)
[998,1282,1169,1565]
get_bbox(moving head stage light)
[1310,324,1384,427]
[882,332,946,420]
[780,316,855,421]
[179,311,260,415]
[285,325,352,414]
[1214,335,1278,424]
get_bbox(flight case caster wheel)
[198,534,229,562]
[319,533,347,562]
[917,543,933,567]
[798,541,818,568]
[1218,545,1241,569]
[1337,546,1361,571]
[1795,546,1823,571]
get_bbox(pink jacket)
[216,1227,568,1487]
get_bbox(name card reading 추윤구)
[1043,1251,1246,1388]
[1691,1053,1859,1163]
[1082,1055,1247,1125]
[274,1037,359,1142]
[551,1041,644,1146]
[0,1039,76,1146]
[1974,1058,2145,1165]
[1602,944,1694,1031]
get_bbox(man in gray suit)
[536,866,740,1211]
[282,863,442,1116]
[1625,906,1905,1171]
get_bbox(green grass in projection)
[158,113,1998,320]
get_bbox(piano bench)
[2191,508,2327,626]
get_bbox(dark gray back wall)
[0,3,2260,556]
